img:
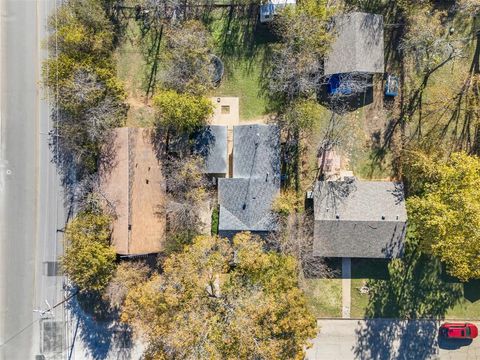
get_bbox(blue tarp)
[327,74,353,95]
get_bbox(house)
[218,124,281,238]
[259,0,296,23]
[100,128,165,256]
[194,125,228,178]
[324,12,384,76]
[312,179,407,258]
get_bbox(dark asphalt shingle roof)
[313,180,407,258]
[233,124,281,178]
[218,124,281,233]
[218,178,280,232]
[194,125,228,175]
[324,12,384,75]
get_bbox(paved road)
[306,319,480,360]
[0,1,65,359]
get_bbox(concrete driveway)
[306,319,480,360]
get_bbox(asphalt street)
[0,1,65,359]
[306,319,480,360]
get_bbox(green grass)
[213,59,269,120]
[349,255,480,320]
[447,280,480,319]
[351,278,370,318]
[207,8,276,120]
[303,278,342,318]
[116,20,157,127]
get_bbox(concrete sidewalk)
[306,319,480,360]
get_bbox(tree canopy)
[406,152,480,281]
[162,20,215,95]
[62,211,117,292]
[153,89,213,133]
[122,233,316,360]
[268,0,334,101]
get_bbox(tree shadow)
[67,289,134,360]
[353,239,463,359]
[354,319,439,360]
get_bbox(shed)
[324,12,384,75]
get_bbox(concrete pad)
[209,97,239,127]
[342,257,351,318]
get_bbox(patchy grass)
[116,19,156,127]
[350,146,394,180]
[303,278,342,318]
[351,278,370,319]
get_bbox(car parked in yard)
[440,323,478,339]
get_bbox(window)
[221,105,230,114]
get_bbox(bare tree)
[161,20,215,95]
[51,68,127,186]
[267,212,336,280]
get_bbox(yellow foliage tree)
[122,233,317,359]
[407,152,480,281]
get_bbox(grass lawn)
[349,256,480,320]
[207,8,276,120]
[303,278,342,318]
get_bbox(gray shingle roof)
[313,180,407,258]
[324,12,384,75]
[194,125,228,175]
[218,124,281,234]
[233,124,280,179]
[218,178,280,232]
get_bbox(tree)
[62,211,117,292]
[162,20,215,95]
[406,152,480,281]
[268,0,334,101]
[50,67,127,181]
[43,0,127,185]
[153,89,213,134]
[48,0,115,61]
[104,261,150,309]
[122,233,317,359]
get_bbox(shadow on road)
[438,336,473,350]
[354,319,438,360]
[353,238,463,360]
[67,289,134,360]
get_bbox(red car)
[440,323,478,339]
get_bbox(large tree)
[122,233,316,359]
[161,20,215,95]
[268,0,334,101]
[406,152,480,281]
[62,211,117,292]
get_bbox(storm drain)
[44,262,62,276]
[40,320,65,355]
